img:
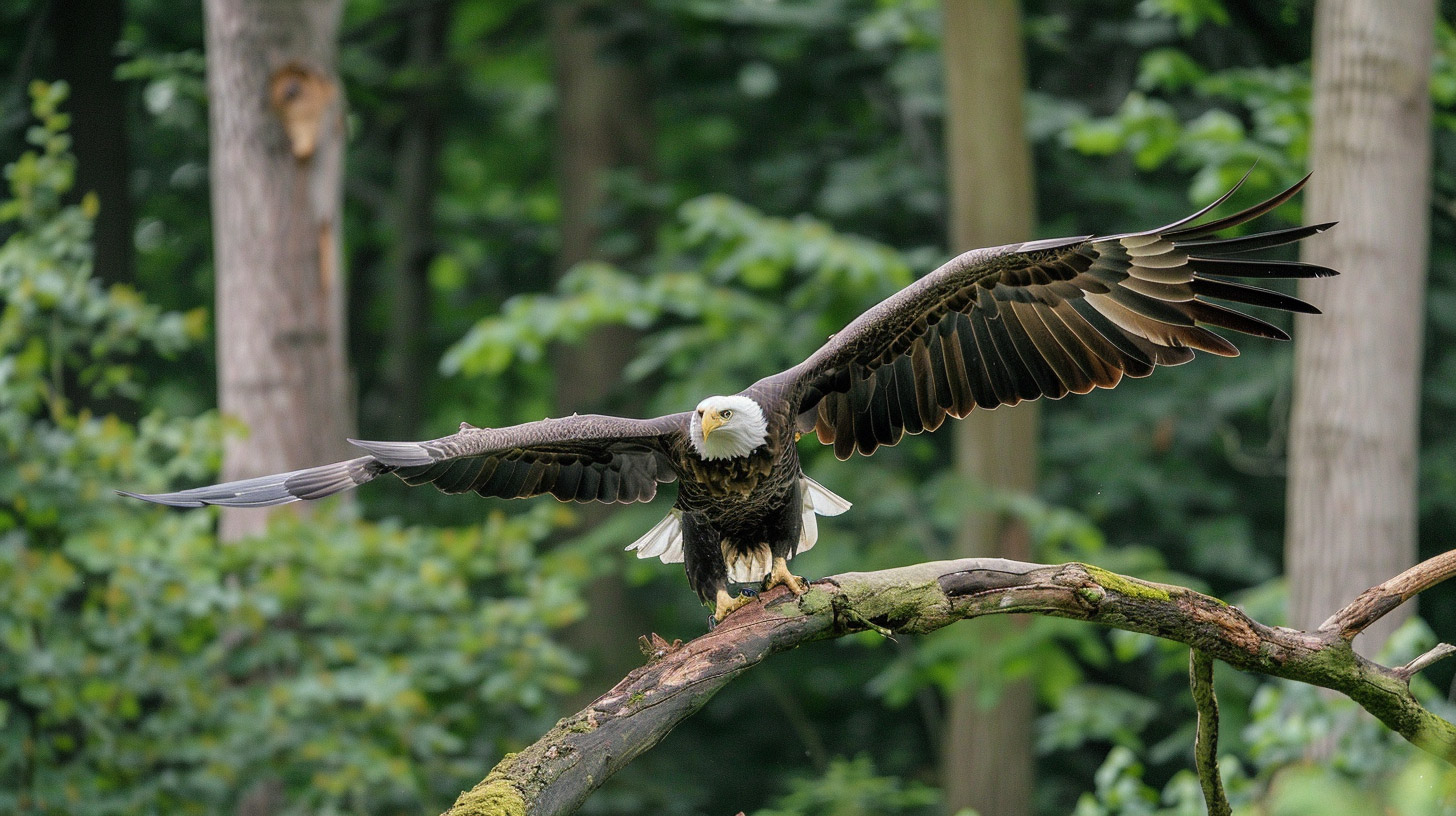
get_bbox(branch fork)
[443,551,1456,816]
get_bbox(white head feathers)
[689,395,769,460]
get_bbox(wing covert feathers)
[787,173,1335,459]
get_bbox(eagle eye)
[721,409,733,419]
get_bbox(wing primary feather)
[1175,222,1335,255]
[1189,257,1338,279]
[1192,277,1321,314]
[1181,299,1290,340]
[1162,173,1311,240]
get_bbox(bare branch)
[1189,650,1230,816]
[1395,643,1456,682]
[442,553,1456,816]
[1321,550,1456,640]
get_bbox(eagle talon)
[764,556,809,596]
[711,589,755,623]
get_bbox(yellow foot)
[764,556,809,595]
[712,588,755,623]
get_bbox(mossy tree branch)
[442,553,1456,816]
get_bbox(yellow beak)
[700,409,725,438]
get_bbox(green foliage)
[0,83,588,815]
[754,754,939,816]
[1074,619,1456,815]
[1061,54,1309,199]
[443,194,914,406]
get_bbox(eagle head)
[690,395,769,460]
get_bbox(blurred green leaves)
[0,83,588,815]
[443,193,913,411]
[754,754,939,816]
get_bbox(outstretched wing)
[120,413,690,508]
[767,175,1336,460]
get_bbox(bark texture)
[1287,0,1434,652]
[204,0,353,540]
[940,1,1038,813]
[442,550,1456,816]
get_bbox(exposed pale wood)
[940,1,1038,813]
[1287,0,1435,653]
[204,0,354,540]
[442,551,1456,816]
[1322,548,1456,639]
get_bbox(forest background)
[5,0,1456,814]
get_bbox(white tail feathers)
[624,508,684,562]
[802,474,852,516]
[624,475,852,576]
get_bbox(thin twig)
[1189,650,1230,816]
[1395,643,1456,682]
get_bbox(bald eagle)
[123,176,1335,623]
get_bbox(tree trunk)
[939,1,1038,814]
[204,0,352,542]
[373,0,450,438]
[547,1,657,691]
[51,0,134,286]
[1287,0,1433,654]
